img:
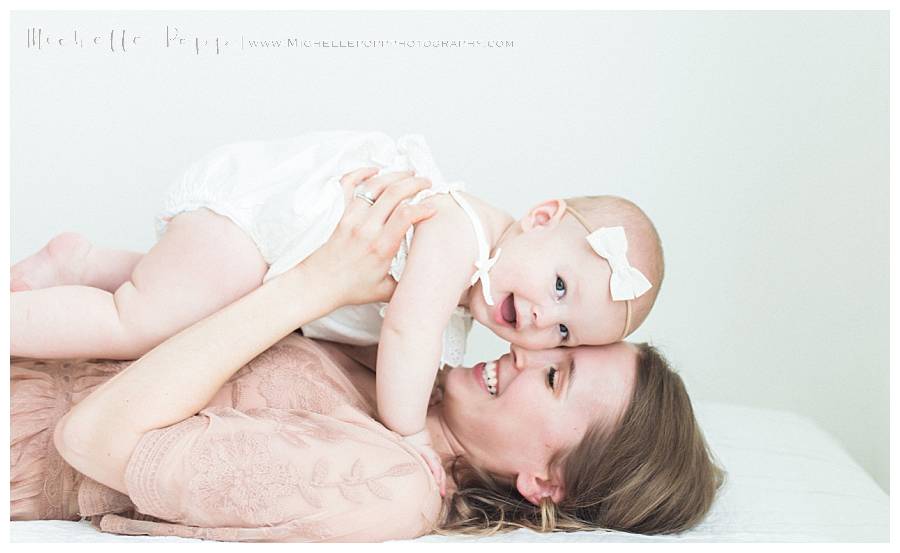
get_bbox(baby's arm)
[376,201,476,492]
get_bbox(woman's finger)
[368,176,431,226]
[341,169,412,228]
[355,170,416,200]
[369,204,435,265]
[343,170,417,225]
[339,166,380,188]
[341,167,378,201]
[336,167,379,226]
[375,203,436,257]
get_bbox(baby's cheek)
[594,305,624,342]
[472,307,559,349]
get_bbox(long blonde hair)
[437,343,724,535]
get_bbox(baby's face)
[468,205,630,349]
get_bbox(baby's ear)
[520,199,568,232]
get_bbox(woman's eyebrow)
[566,358,577,399]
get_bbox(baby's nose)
[531,305,542,327]
[531,304,556,330]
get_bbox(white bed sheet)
[9,401,889,543]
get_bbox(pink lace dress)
[10,335,442,541]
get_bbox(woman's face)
[439,341,637,499]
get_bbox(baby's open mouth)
[501,294,517,326]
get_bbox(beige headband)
[565,206,634,341]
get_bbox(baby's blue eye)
[555,276,566,298]
[559,324,570,342]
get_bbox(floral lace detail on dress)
[179,408,421,536]
[188,430,295,526]
[125,416,208,522]
[248,408,346,447]
[233,343,362,414]
[13,338,438,541]
[295,458,417,507]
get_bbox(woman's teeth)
[483,361,498,396]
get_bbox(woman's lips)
[472,362,490,394]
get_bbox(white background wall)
[10,11,888,490]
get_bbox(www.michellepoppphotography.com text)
[24,26,516,55]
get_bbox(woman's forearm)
[55,263,342,492]
[53,169,435,494]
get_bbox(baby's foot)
[11,232,92,291]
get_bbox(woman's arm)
[119,403,443,541]
[54,170,436,494]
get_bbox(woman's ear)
[515,471,566,506]
[519,199,568,232]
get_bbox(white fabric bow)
[470,248,501,306]
[586,227,652,301]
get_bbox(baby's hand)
[401,429,446,497]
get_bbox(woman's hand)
[304,167,436,306]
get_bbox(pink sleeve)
[123,406,442,542]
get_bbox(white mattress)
[9,401,889,543]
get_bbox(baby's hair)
[564,195,664,335]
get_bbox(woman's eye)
[559,323,570,343]
[554,276,567,299]
[547,366,558,389]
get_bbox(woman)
[11,172,723,540]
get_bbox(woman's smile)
[472,360,498,396]
[469,354,516,399]
[472,360,502,396]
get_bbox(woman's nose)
[510,344,526,370]
[509,344,534,371]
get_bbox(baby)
[11,131,664,493]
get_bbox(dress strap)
[448,189,500,307]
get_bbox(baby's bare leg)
[11,232,143,292]
[82,245,144,292]
[11,209,267,359]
